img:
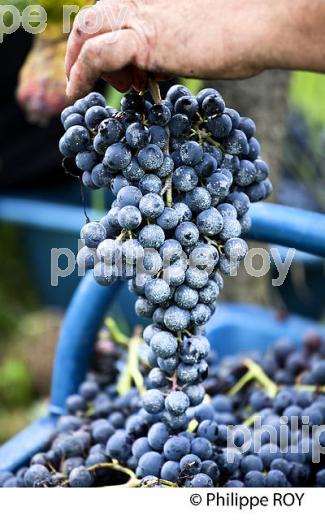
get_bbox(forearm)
[261,0,325,73]
[145,0,325,78]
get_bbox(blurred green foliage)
[290,72,325,125]
[0,0,92,24]
[0,237,47,438]
[280,72,325,212]
[0,358,34,408]
[181,78,204,94]
[0,401,45,444]
[0,225,37,346]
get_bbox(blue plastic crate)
[1,201,325,471]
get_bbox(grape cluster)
[59,84,272,441]
[2,328,325,488]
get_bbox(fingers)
[130,67,149,91]
[65,4,103,78]
[65,1,130,78]
[101,67,148,93]
[66,29,140,99]
[101,71,133,93]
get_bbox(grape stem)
[244,413,258,427]
[197,129,222,148]
[105,319,145,396]
[227,358,278,398]
[148,76,162,105]
[161,176,173,207]
[116,326,146,396]
[166,181,173,207]
[86,462,140,488]
[59,461,176,488]
[141,478,177,488]
[187,419,199,433]
[227,368,255,397]
[88,461,135,476]
[160,181,169,196]
[231,363,325,429]
[171,372,178,391]
[116,230,128,243]
[244,359,278,398]
[146,77,173,207]
[105,317,129,348]
[292,384,325,394]
[204,236,224,253]
[164,127,173,207]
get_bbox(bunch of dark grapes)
[59,83,271,437]
[2,328,325,488]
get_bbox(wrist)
[261,0,325,72]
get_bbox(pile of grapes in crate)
[2,323,325,488]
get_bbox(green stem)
[244,413,258,427]
[59,462,138,488]
[187,419,199,433]
[140,477,177,488]
[105,317,129,348]
[227,369,255,397]
[228,359,278,400]
[117,326,146,396]
[204,236,224,252]
[88,462,140,488]
[117,230,128,241]
[88,462,135,478]
[293,384,325,394]
[197,129,222,148]
[244,359,278,398]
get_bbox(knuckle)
[80,38,95,64]
[135,21,158,71]
[73,9,86,34]
[125,4,158,70]
[73,5,100,37]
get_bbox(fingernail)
[66,81,71,97]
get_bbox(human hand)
[65,0,323,100]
